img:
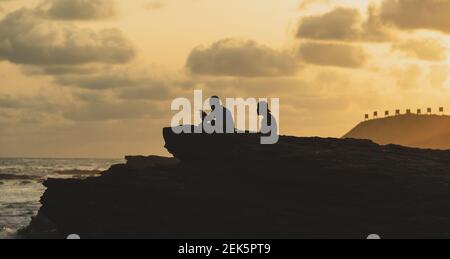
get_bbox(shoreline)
[0,158,123,240]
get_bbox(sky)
[1,0,450,158]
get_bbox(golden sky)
[1,0,450,158]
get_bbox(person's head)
[257,101,270,116]
[209,96,221,110]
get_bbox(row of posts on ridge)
[365,107,445,120]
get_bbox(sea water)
[0,158,123,239]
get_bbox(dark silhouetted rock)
[21,128,450,239]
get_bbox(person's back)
[258,101,278,144]
[261,113,277,136]
[223,104,234,133]
[203,96,234,133]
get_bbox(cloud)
[55,73,149,89]
[297,7,392,42]
[429,64,450,88]
[118,84,174,100]
[63,88,173,122]
[298,8,360,41]
[0,0,14,14]
[0,93,60,114]
[52,67,178,95]
[144,0,166,11]
[198,77,309,97]
[389,64,423,89]
[40,0,117,20]
[0,85,170,125]
[52,66,180,102]
[62,100,162,121]
[0,95,30,109]
[379,0,450,33]
[298,42,368,68]
[23,64,101,75]
[186,38,299,77]
[299,0,330,10]
[0,90,168,124]
[392,38,449,62]
[0,8,135,66]
[362,5,394,42]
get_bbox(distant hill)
[344,114,450,150]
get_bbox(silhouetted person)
[202,96,234,134]
[258,101,278,144]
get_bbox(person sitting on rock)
[257,101,279,144]
[202,96,234,134]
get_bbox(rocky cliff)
[344,114,450,150]
[21,128,450,239]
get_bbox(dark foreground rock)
[21,128,450,239]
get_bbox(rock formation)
[21,127,450,239]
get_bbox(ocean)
[0,158,123,239]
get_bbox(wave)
[50,169,103,179]
[0,158,123,239]
[0,227,18,239]
[0,174,41,181]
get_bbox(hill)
[344,114,450,150]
